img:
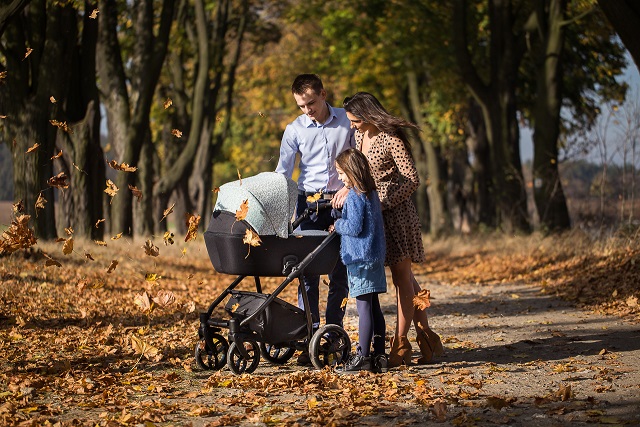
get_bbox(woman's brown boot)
[416,328,444,364]
[387,336,412,368]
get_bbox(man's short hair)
[292,74,324,95]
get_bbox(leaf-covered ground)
[1,229,639,426]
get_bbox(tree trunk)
[405,70,451,237]
[529,0,571,231]
[97,0,175,237]
[453,0,530,233]
[465,98,495,228]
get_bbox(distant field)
[0,201,12,229]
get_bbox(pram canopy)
[214,172,297,239]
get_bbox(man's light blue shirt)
[276,104,354,193]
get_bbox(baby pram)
[195,172,351,374]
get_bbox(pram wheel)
[227,340,260,374]
[194,333,229,371]
[309,324,351,369]
[260,342,295,365]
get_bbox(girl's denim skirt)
[346,259,387,298]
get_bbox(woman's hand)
[328,224,335,233]
[331,186,349,209]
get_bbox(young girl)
[331,148,388,373]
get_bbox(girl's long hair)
[336,149,377,197]
[343,92,419,154]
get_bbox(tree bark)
[97,0,175,237]
[405,70,451,237]
[453,0,530,233]
[529,0,571,231]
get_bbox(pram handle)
[291,200,335,230]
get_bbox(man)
[276,73,354,365]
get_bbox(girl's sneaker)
[337,354,372,373]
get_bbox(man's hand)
[331,187,349,209]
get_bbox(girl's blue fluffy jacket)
[333,189,386,265]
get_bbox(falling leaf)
[242,229,261,258]
[23,48,33,59]
[134,291,152,312]
[229,303,240,313]
[85,252,95,261]
[163,98,172,109]
[171,129,182,138]
[163,231,174,246]
[142,240,159,257]
[13,200,25,214]
[50,96,56,103]
[26,143,40,153]
[95,219,106,228]
[62,237,74,255]
[35,193,47,216]
[48,172,69,189]
[235,199,249,222]
[181,248,187,257]
[153,290,176,308]
[145,273,161,283]
[212,187,220,194]
[237,169,242,185]
[94,240,107,246]
[104,180,118,204]
[89,8,99,19]
[0,215,38,255]
[413,289,431,310]
[160,203,175,222]
[185,213,201,243]
[44,254,61,268]
[106,260,118,273]
[131,335,160,361]
[50,120,73,134]
[340,298,348,309]
[111,233,123,240]
[108,160,137,172]
[72,162,87,175]
[129,184,143,201]
[258,111,266,118]
[64,227,73,235]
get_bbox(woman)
[342,92,443,367]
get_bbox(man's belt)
[298,190,336,200]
